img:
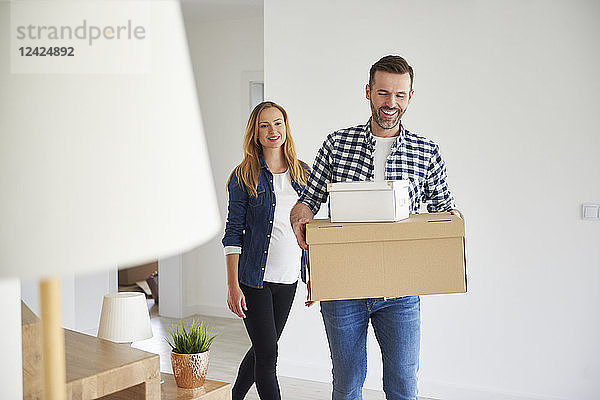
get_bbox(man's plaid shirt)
[299,119,455,215]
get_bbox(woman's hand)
[450,209,464,219]
[225,253,246,318]
[227,284,247,318]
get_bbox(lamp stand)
[40,277,67,400]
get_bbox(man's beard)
[370,100,403,130]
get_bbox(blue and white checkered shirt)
[299,119,455,215]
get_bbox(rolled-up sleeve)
[425,145,455,212]
[222,172,248,249]
[299,135,333,215]
[223,246,242,256]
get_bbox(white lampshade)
[98,292,152,343]
[0,0,221,279]
[0,2,221,398]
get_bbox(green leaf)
[165,319,219,354]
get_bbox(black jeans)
[233,281,297,400]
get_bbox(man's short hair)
[369,55,414,91]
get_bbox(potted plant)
[166,319,218,389]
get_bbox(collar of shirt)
[363,118,406,149]
[258,150,269,170]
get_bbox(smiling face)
[256,107,286,150]
[366,70,413,135]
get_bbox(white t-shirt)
[263,170,301,284]
[373,135,397,181]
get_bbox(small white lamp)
[0,1,221,399]
[98,292,153,343]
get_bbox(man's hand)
[305,281,316,307]
[450,209,463,219]
[290,202,314,250]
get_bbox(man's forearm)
[290,202,315,250]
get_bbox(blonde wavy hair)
[227,101,308,197]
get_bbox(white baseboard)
[419,380,567,400]
[278,358,386,391]
[186,304,235,319]
[277,357,332,385]
[278,362,566,400]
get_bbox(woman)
[222,101,309,400]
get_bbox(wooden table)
[65,329,160,400]
[160,373,232,400]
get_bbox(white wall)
[176,6,264,318]
[265,1,600,399]
[0,279,23,400]
[21,270,116,334]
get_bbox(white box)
[327,180,410,222]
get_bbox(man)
[290,55,461,400]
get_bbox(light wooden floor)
[132,301,434,400]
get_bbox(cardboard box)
[118,261,158,286]
[327,180,409,222]
[306,212,466,301]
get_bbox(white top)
[372,135,397,181]
[222,170,301,284]
[264,170,301,283]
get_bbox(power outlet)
[582,204,600,220]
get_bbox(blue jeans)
[320,296,420,400]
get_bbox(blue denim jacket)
[222,154,308,289]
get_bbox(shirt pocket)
[249,186,266,208]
